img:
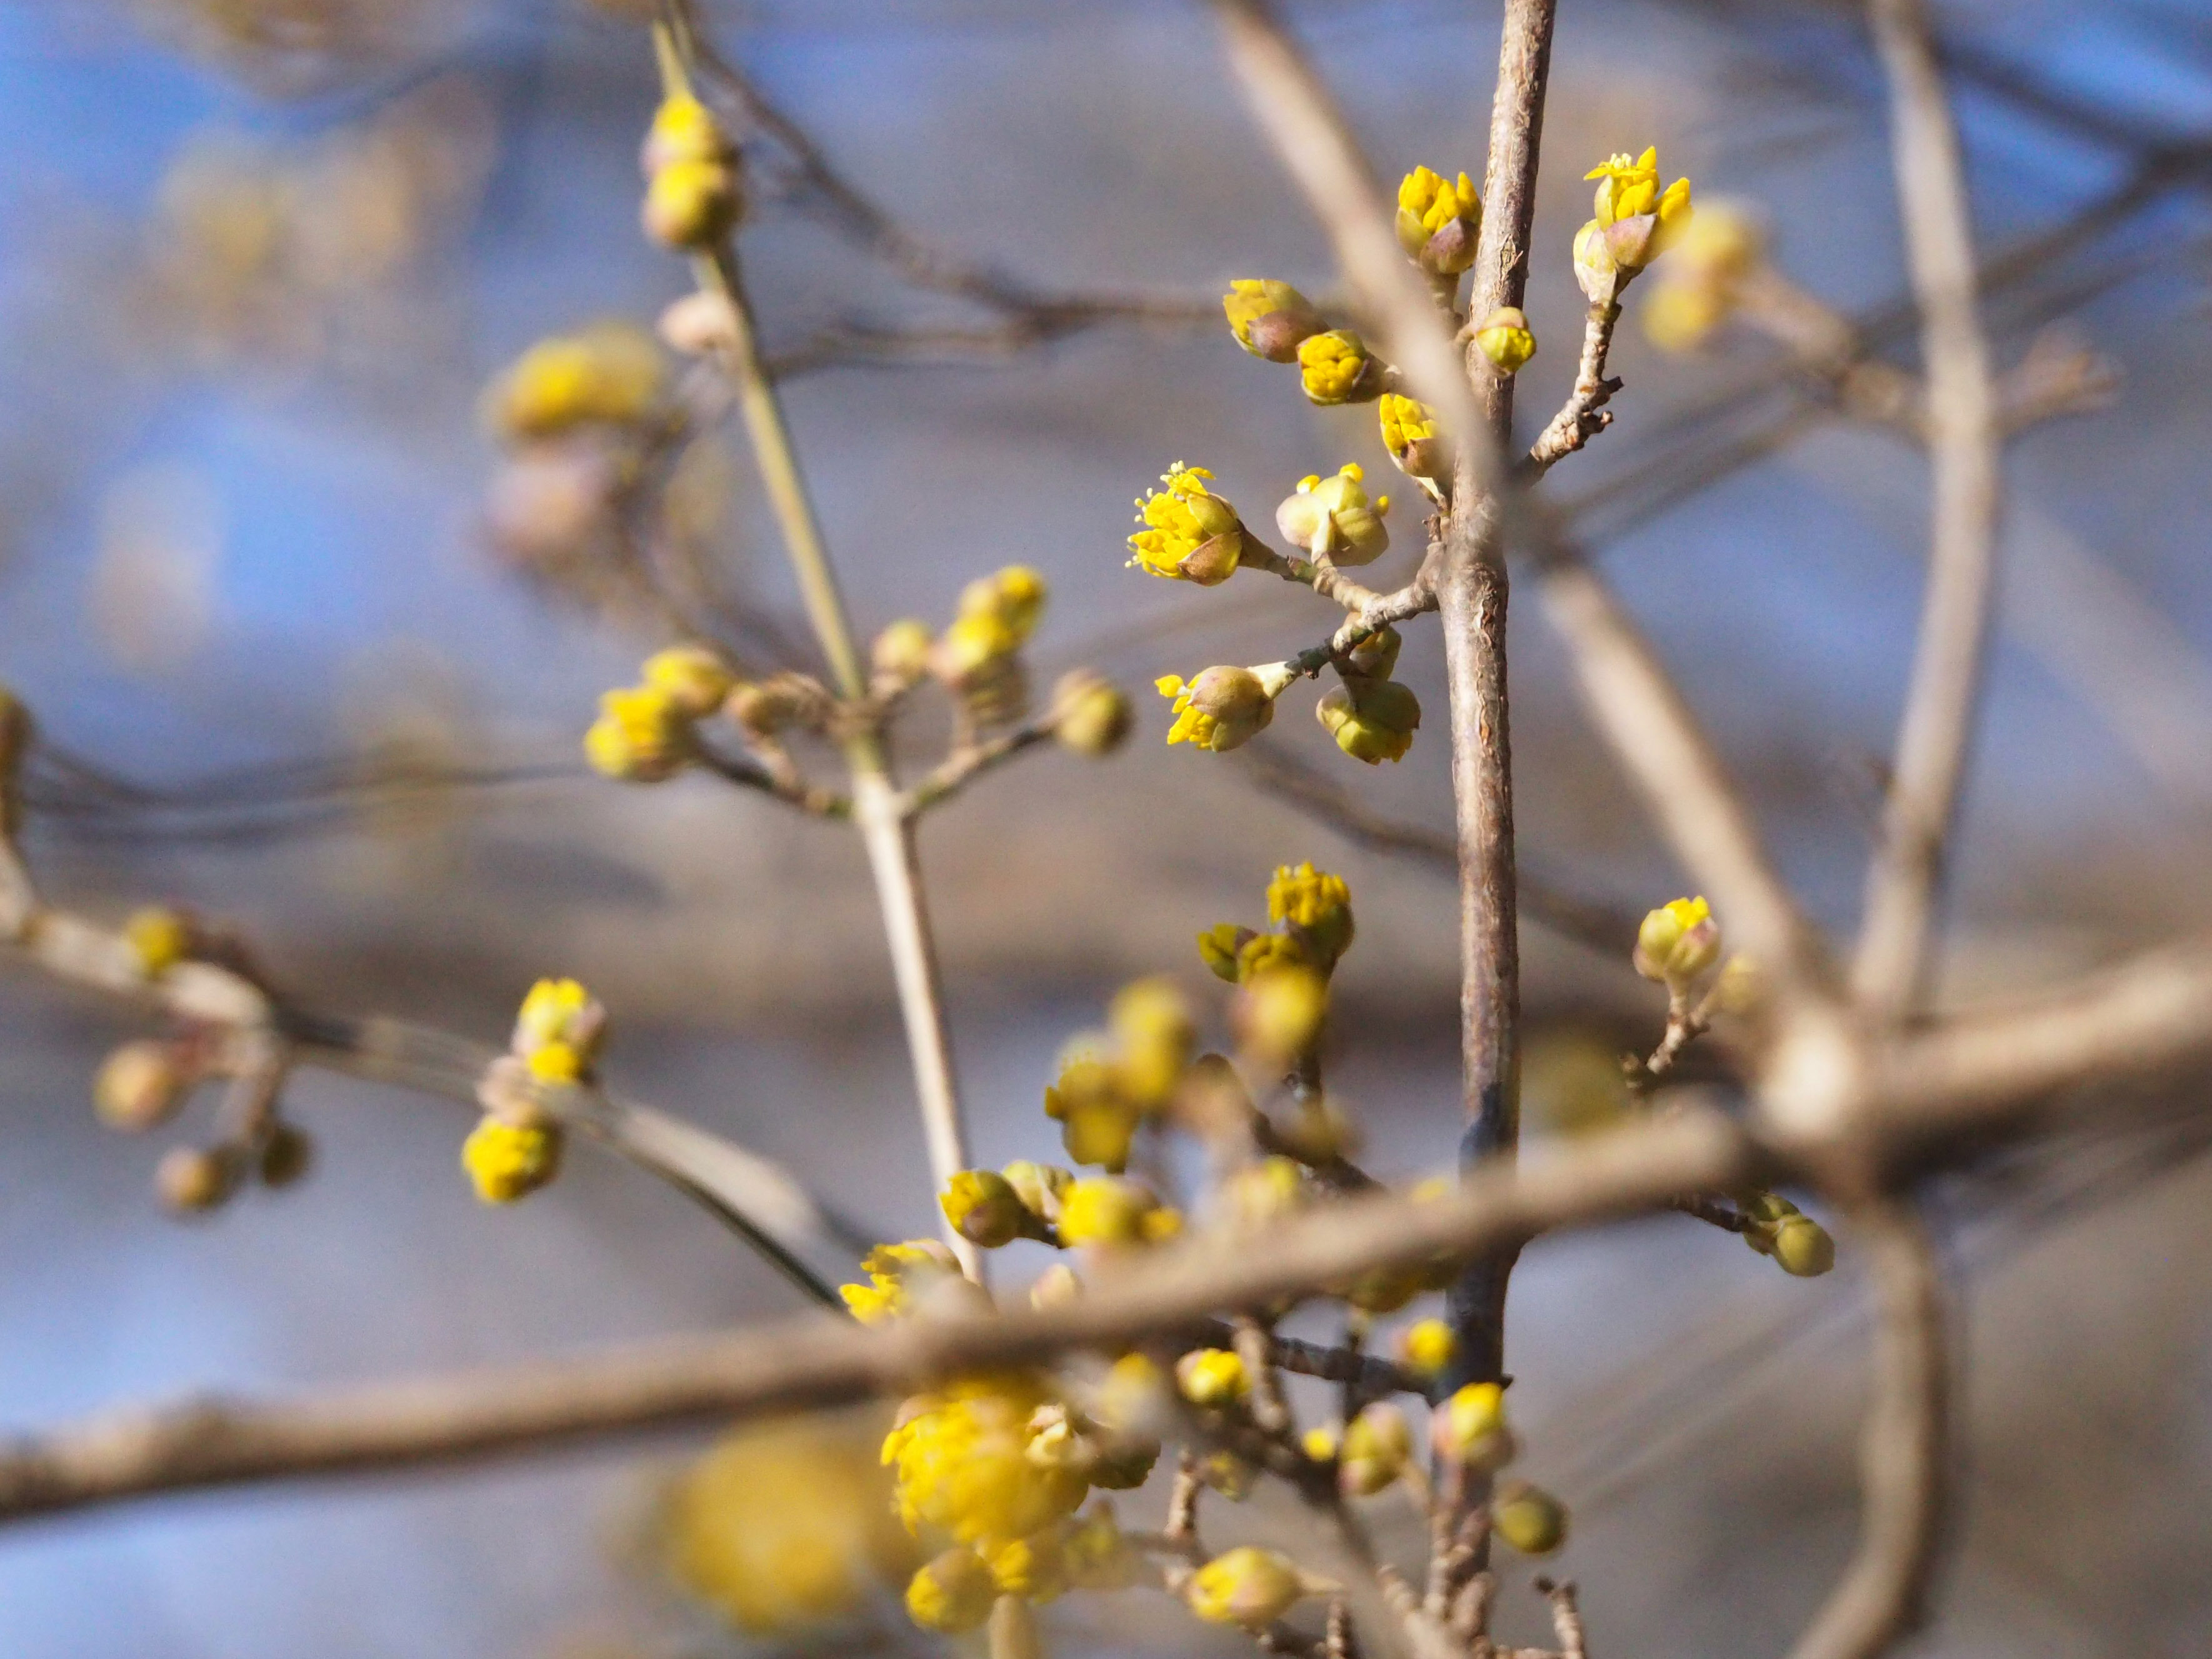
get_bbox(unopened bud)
[1397,1317,1458,1378]
[1633,896,1721,986]
[1317,677,1421,765]
[641,644,733,719]
[1296,329,1384,406]
[1473,306,1537,374]
[1175,1348,1250,1407]
[93,1040,193,1133]
[643,158,741,249]
[941,1168,1031,1249]
[1222,279,1326,363]
[1773,1215,1836,1277]
[905,1548,996,1635]
[1339,1402,1413,1496]
[1491,1480,1569,1555]
[871,618,934,684]
[1053,671,1131,757]
[157,1145,234,1213]
[1433,1381,1516,1471]
[1186,1546,1309,1628]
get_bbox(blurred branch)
[1851,0,2003,1022]
[1784,1198,1948,1659]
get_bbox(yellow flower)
[1174,1348,1250,1407]
[1196,922,1256,983]
[124,907,192,977]
[1268,861,1355,966]
[1156,663,1290,753]
[1316,676,1422,764]
[1223,278,1326,363]
[1056,1176,1171,1249]
[1396,166,1482,275]
[1275,463,1390,566]
[1062,1500,1142,1590]
[584,683,688,781]
[985,1528,1068,1601]
[943,1169,1033,1249]
[1377,393,1449,493]
[461,1116,564,1203]
[1221,1155,1308,1231]
[1633,896,1721,986]
[1397,1317,1458,1378]
[904,1547,997,1633]
[1491,1480,1569,1555]
[1339,1402,1413,1496]
[1108,976,1194,1108]
[1127,463,1248,586]
[1236,930,1311,982]
[667,1414,918,1636]
[970,564,1048,640]
[1473,305,1537,374]
[643,157,741,249]
[1578,145,1693,286]
[1186,1546,1308,1627]
[883,1375,1090,1547]
[1296,328,1383,405]
[484,323,664,442]
[641,94,733,175]
[934,566,1048,683]
[513,977,606,1078]
[1043,1056,1140,1173]
[1232,964,1329,1064]
[1643,279,1728,353]
[1431,1381,1515,1471]
[642,643,734,719]
[841,1240,963,1324]
[1303,1423,1340,1462]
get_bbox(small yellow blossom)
[1339,1402,1413,1496]
[1186,1546,1308,1628]
[1275,463,1390,566]
[1128,463,1248,586]
[1236,930,1311,983]
[124,907,192,977]
[1043,1056,1140,1173]
[1377,393,1450,493]
[1057,1176,1172,1249]
[1398,1317,1458,1378]
[1233,964,1329,1063]
[512,977,606,1083]
[1575,145,1693,296]
[1491,1480,1569,1555]
[1268,861,1355,965]
[943,1169,1033,1249]
[841,1240,963,1324]
[1432,1380,1516,1471]
[1108,976,1194,1107]
[883,1375,1089,1547]
[1196,921,1257,983]
[1296,328,1383,405]
[584,683,688,782]
[1643,280,1729,353]
[484,324,664,442]
[641,94,732,174]
[642,643,734,719]
[1156,663,1289,753]
[1473,305,1537,374]
[461,1116,563,1203]
[1633,896,1721,987]
[1396,166,1482,275]
[986,1529,1068,1602]
[643,157,740,249]
[934,566,1048,683]
[1303,1423,1341,1462]
[1223,278,1326,363]
[1174,1347,1250,1407]
[905,1547,997,1633]
[1317,676,1422,764]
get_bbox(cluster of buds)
[91,1025,311,1213]
[1396,165,1483,278]
[639,91,743,250]
[1038,976,1197,1171]
[922,564,1048,728]
[1317,624,1421,766]
[584,643,736,782]
[1218,276,1388,405]
[1430,1381,1570,1553]
[1642,200,1766,353]
[1573,145,1694,302]
[462,976,606,1204]
[1276,463,1390,567]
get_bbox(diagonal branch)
[1850,0,2003,1020]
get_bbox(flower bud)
[1275,464,1389,566]
[483,324,664,443]
[258,1121,313,1188]
[1573,218,1618,303]
[656,289,739,357]
[1712,955,1764,1016]
[906,1548,996,1634]
[1029,1261,1083,1308]
[643,158,741,249]
[1584,146,1693,275]
[1473,306,1537,374]
[1396,166,1482,276]
[1267,861,1355,968]
[1063,1501,1142,1591]
[462,1116,564,1203]
[157,1145,234,1213]
[1128,464,1248,586]
[641,94,733,176]
[1044,1056,1139,1173]
[1053,671,1131,757]
[986,1530,1067,1603]
[1317,678,1422,765]
[584,684,688,782]
[1433,1381,1516,1471]
[641,644,733,719]
[1156,664,1285,754]
[1491,1480,1569,1555]
[1109,976,1193,1107]
[1296,329,1384,406]
[93,1040,193,1133]
[1233,965,1328,1065]
[513,977,608,1082]
[1303,1423,1341,1461]
[1092,1352,1173,1438]
[1175,1347,1250,1408]
[1223,278,1326,363]
[1057,1176,1166,1249]
[1633,896,1721,986]
[1398,1317,1458,1378]
[1773,1215,1836,1278]
[869,618,934,684]
[125,908,193,978]
[941,1168,1031,1249]
[1339,1402,1413,1496]
[1186,1546,1308,1628]
[1376,393,1451,494]
[1196,923,1258,983]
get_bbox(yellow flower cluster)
[1199,860,1356,985]
[584,644,734,783]
[841,1239,964,1323]
[1276,463,1390,566]
[512,975,607,1084]
[1038,978,1195,1172]
[483,323,665,443]
[459,976,606,1205]
[1574,144,1693,299]
[1296,328,1383,405]
[1643,201,1765,353]
[1378,393,1449,494]
[932,565,1048,689]
[1633,895,1721,989]
[1128,463,1249,586]
[883,1373,1091,1548]
[1221,278,1326,362]
[640,93,743,250]
[461,1116,563,1205]
[1396,165,1482,276]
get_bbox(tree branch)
[1850,0,2004,1020]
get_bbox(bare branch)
[1851,0,2004,1020]
[1784,1198,1948,1659]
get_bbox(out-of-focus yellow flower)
[1174,1347,1250,1407]
[1575,146,1693,296]
[1396,166,1482,275]
[584,683,688,783]
[1296,329,1384,406]
[1491,1480,1569,1555]
[1377,393,1450,494]
[1108,976,1194,1107]
[1057,1176,1176,1249]
[1276,463,1390,566]
[1156,663,1289,753]
[1473,306,1537,374]
[1221,1155,1308,1231]
[1317,676,1422,764]
[841,1240,964,1324]
[986,1529,1068,1602]
[641,644,733,719]
[1398,1316,1458,1378]
[1432,1381,1516,1471]
[1303,1423,1341,1462]
[1128,463,1249,586]
[943,1169,1034,1249]
[1633,896,1721,987]
[1339,1402,1413,1496]
[484,324,664,442]
[883,1374,1089,1547]
[1044,1056,1140,1173]
[1643,279,1728,353]
[1268,861,1355,968]
[1233,964,1329,1064]
[461,1116,563,1203]
[934,566,1048,684]
[1223,278,1326,362]
[93,1041,193,1133]
[643,157,741,248]
[512,976,606,1084]
[641,94,732,174]
[872,618,934,683]
[668,1413,917,1635]
[124,907,193,977]
[905,1546,997,1633]
[1186,1546,1309,1627]
[1642,201,1764,351]
[1197,922,1258,983]
[1053,670,1131,757]
[1063,1500,1143,1590]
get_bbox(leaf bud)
[1053,671,1132,757]
[93,1040,194,1133]
[1491,1480,1570,1555]
[1473,306,1538,374]
[1223,278,1325,363]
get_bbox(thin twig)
[1851,0,2004,1021]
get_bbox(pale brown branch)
[1526,296,1625,474]
[1851,0,2004,1020]
[1784,1198,1948,1659]
[898,718,1059,818]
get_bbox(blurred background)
[1,0,2209,1653]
